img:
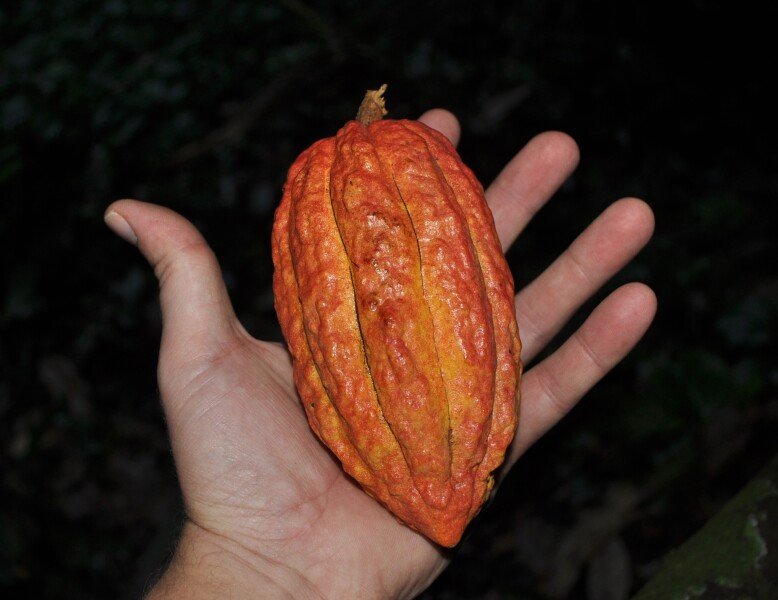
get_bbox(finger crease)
[514,295,547,354]
[490,178,538,221]
[565,249,598,287]
[572,330,609,374]
[533,364,570,416]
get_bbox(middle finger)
[486,131,580,251]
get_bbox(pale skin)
[105,110,657,599]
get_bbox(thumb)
[104,199,240,360]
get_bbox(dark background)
[2,1,777,598]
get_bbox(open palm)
[106,110,656,599]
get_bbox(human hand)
[105,110,655,599]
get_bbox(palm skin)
[158,330,449,598]
[105,110,656,599]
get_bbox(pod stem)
[356,84,388,125]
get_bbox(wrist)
[147,521,320,599]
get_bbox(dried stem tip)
[356,84,388,125]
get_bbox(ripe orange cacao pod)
[271,86,522,546]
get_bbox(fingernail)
[104,211,137,245]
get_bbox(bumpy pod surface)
[272,90,522,546]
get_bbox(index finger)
[418,108,461,147]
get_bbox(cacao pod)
[271,85,522,546]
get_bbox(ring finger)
[516,197,655,362]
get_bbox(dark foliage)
[1,1,776,598]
